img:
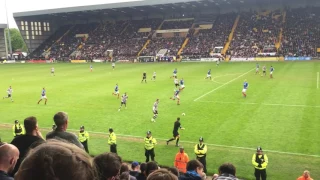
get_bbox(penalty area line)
[1,123,320,158]
[194,69,255,102]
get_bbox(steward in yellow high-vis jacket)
[194,137,207,173]
[252,146,268,180]
[78,126,89,153]
[108,128,117,154]
[144,130,157,162]
[12,120,25,137]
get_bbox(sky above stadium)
[0,0,141,28]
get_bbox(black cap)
[147,130,151,135]
[199,137,204,141]
[14,120,19,123]
[80,126,85,129]
[109,128,113,132]
[257,146,262,151]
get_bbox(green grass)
[0,62,319,180]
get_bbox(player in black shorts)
[141,72,147,83]
[166,117,185,147]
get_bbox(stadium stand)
[281,7,320,57]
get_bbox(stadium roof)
[13,0,306,18]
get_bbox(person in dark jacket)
[179,160,204,180]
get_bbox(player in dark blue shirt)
[242,80,249,98]
[205,69,212,80]
[179,78,185,91]
[170,89,180,105]
[256,63,260,75]
[112,84,120,99]
[171,68,177,79]
[37,88,48,105]
[270,66,274,79]
[90,65,93,72]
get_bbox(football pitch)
[0,61,319,179]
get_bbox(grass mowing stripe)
[193,69,254,101]
[198,101,320,108]
[317,72,319,89]
[2,123,319,158]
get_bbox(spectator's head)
[302,170,310,178]
[147,169,178,180]
[167,167,179,177]
[93,152,122,180]
[179,147,184,153]
[120,163,129,174]
[119,171,129,180]
[140,162,147,175]
[53,112,68,131]
[15,140,94,180]
[131,161,140,171]
[146,161,159,176]
[186,160,204,175]
[24,116,38,135]
[218,163,236,176]
[256,146,263,155]
[0,144,19,174]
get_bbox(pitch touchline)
[317,72,319,89]
[198,101,320,108]
[194,69,254,102]
[1,123,319,158]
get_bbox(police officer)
[144,130,157,162]
[194,137,207,173]
[252,146,268,180]
[12,120,25,137]
[78,126,89,153]
[108,128,117,154]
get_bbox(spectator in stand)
[15,140,94,180]
[93,152,122,180]
[297,170,313,180]
[174,146,189,174]
[137,162,147,180]
[168,167,180,178]
[147,169,178,180]
[10,116,45,176]
[120,163,137,180]
[212,163,238,180]
[146,161,159,177]
[46,111,83,148]
[179,160,204,180]
[130,161,141,178]
[0,144,19,180]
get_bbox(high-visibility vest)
[144,136,156,150]
[78,131,89,142]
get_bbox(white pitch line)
[194,69,254,101]
[1,123,319,158]
[199,101,320,108]
[317,72,319,89]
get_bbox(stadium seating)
[183,13,237,58]
[281,7,320,57]
[229,10,282,58]
[161,19,194,30]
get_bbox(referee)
[108,128,117,154]
[194,137,207,173]
[252,146,268,180]
[144,131,157,162]
[166,117,185,147]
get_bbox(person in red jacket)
[297,170,313,180]
[174,147,189,174]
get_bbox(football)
[182,113,185,116]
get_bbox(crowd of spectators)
[161,20,194,30]
[281,7,320,57]
[140,37,184,56]
[229,10,282,58]
[183,13,237,58]
[50,23,99,59]
[29,25,72,58]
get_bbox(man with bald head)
[0,144,19,180]
[46,112,83,148]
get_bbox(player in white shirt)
[151,99,159,122]
[174,78,179,88]
[3,86,13,102]
[151,71,156,81]
[51,67,55,76]
[112,62,115,70]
